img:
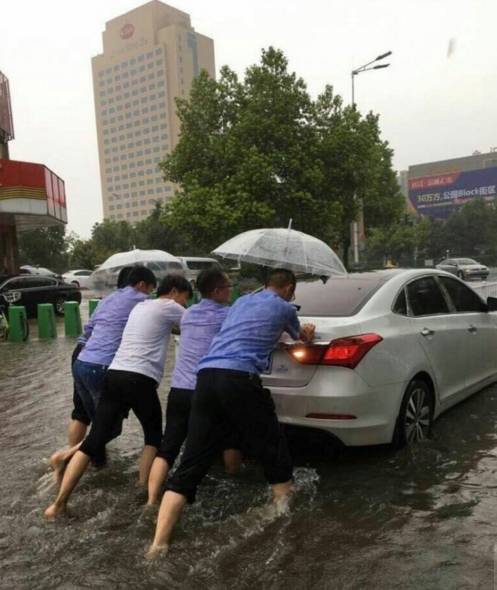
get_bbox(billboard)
[409,167,497,219]
[0,71,14,141]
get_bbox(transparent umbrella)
[90,249,181,294]
[97,249,178,270]
[212,226,347,277]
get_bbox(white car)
[62,269,93,289]
[263,269,497,447]
[177,257,221,287]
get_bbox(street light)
[351,50,392,107]
[350,50,392,265]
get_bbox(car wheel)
[71,281,80,288]
[54,297,66,316]
[393,379,434,447]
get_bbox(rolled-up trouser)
[80,369,162,460]
[165,368,293,504]
[70,343,91,425]
[72,359,108,423]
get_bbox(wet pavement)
[1,315,497,589]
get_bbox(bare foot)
[145,543,169,560]
[49,451,68,486]
[43,502,66,520]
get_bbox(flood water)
[1,318,497,588]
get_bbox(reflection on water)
[1,335,497,589]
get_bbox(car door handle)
[421,328,435,337]
[468,325,478,334]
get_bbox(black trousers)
[70,342,91,426]
[165,368,293,503]
[157,387,240,467]
[80,369,162,459]
[157,387,195,466]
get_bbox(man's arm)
[285,305,315,343]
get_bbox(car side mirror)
[487,297,497,312]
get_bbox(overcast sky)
[2,0,496,237]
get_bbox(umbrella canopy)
[213,228,346,277]
[97,249,178,271]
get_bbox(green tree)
[17,225,69,272]
[90,219,136,263]
[161,48,402,263]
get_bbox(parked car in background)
[263,269,497,448]
[19,265,59,277]
[177,257,221,286]
[62,269,93,289]
[436,258,489,281]
[0,275,81,317]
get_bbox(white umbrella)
[97,249,178,270]
[213,226,346,277]
[90,249,181,294]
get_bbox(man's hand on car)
[299,323,316,343]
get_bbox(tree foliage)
[161,47,403,262]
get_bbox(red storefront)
[0,159,67,273]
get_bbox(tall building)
[406,150,497,219]
[92,1,215,222]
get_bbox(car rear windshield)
[294,274,387,317]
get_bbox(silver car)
[263,269,497,447]
[436,258,489,281]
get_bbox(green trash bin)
[37,303,57,339]
[88,299,100,317]
[7,305,29,342]
[64,301,82,337]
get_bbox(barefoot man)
[49,266,156,479]
[147,269,315,556]
[147,267,241,506]
[44,276,192,519]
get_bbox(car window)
[168,262,183,271]
[75,270,91,276]
[439,276,487,313]
[3,278,28,290]
[36,278,57,287]
[185,260,217,270]
[455,258,477,265]
[393,289,407,315]
[294,275,386,317]
[407,277,449,317]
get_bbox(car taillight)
[287,333,383,369]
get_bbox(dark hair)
[157,275,193,298]
[117,266,134,288]
[196,268,229,297]
[127,265,157,288]
[265,268,296,289]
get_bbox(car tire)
[71,281,80,288]
[54,297,66,316]
[392,379,434,448]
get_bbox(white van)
[177,257,221,286]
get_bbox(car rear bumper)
[265,369,404,446]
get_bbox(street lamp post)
[350,51,392,266]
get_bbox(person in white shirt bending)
[44,275,192,519]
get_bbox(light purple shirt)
[78,286,148,367]
[171,298,229,390]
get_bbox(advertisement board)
[0,71,14,140]
[408,167,497,219]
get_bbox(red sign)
[120,24,135,40]
[409,172,460,191]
